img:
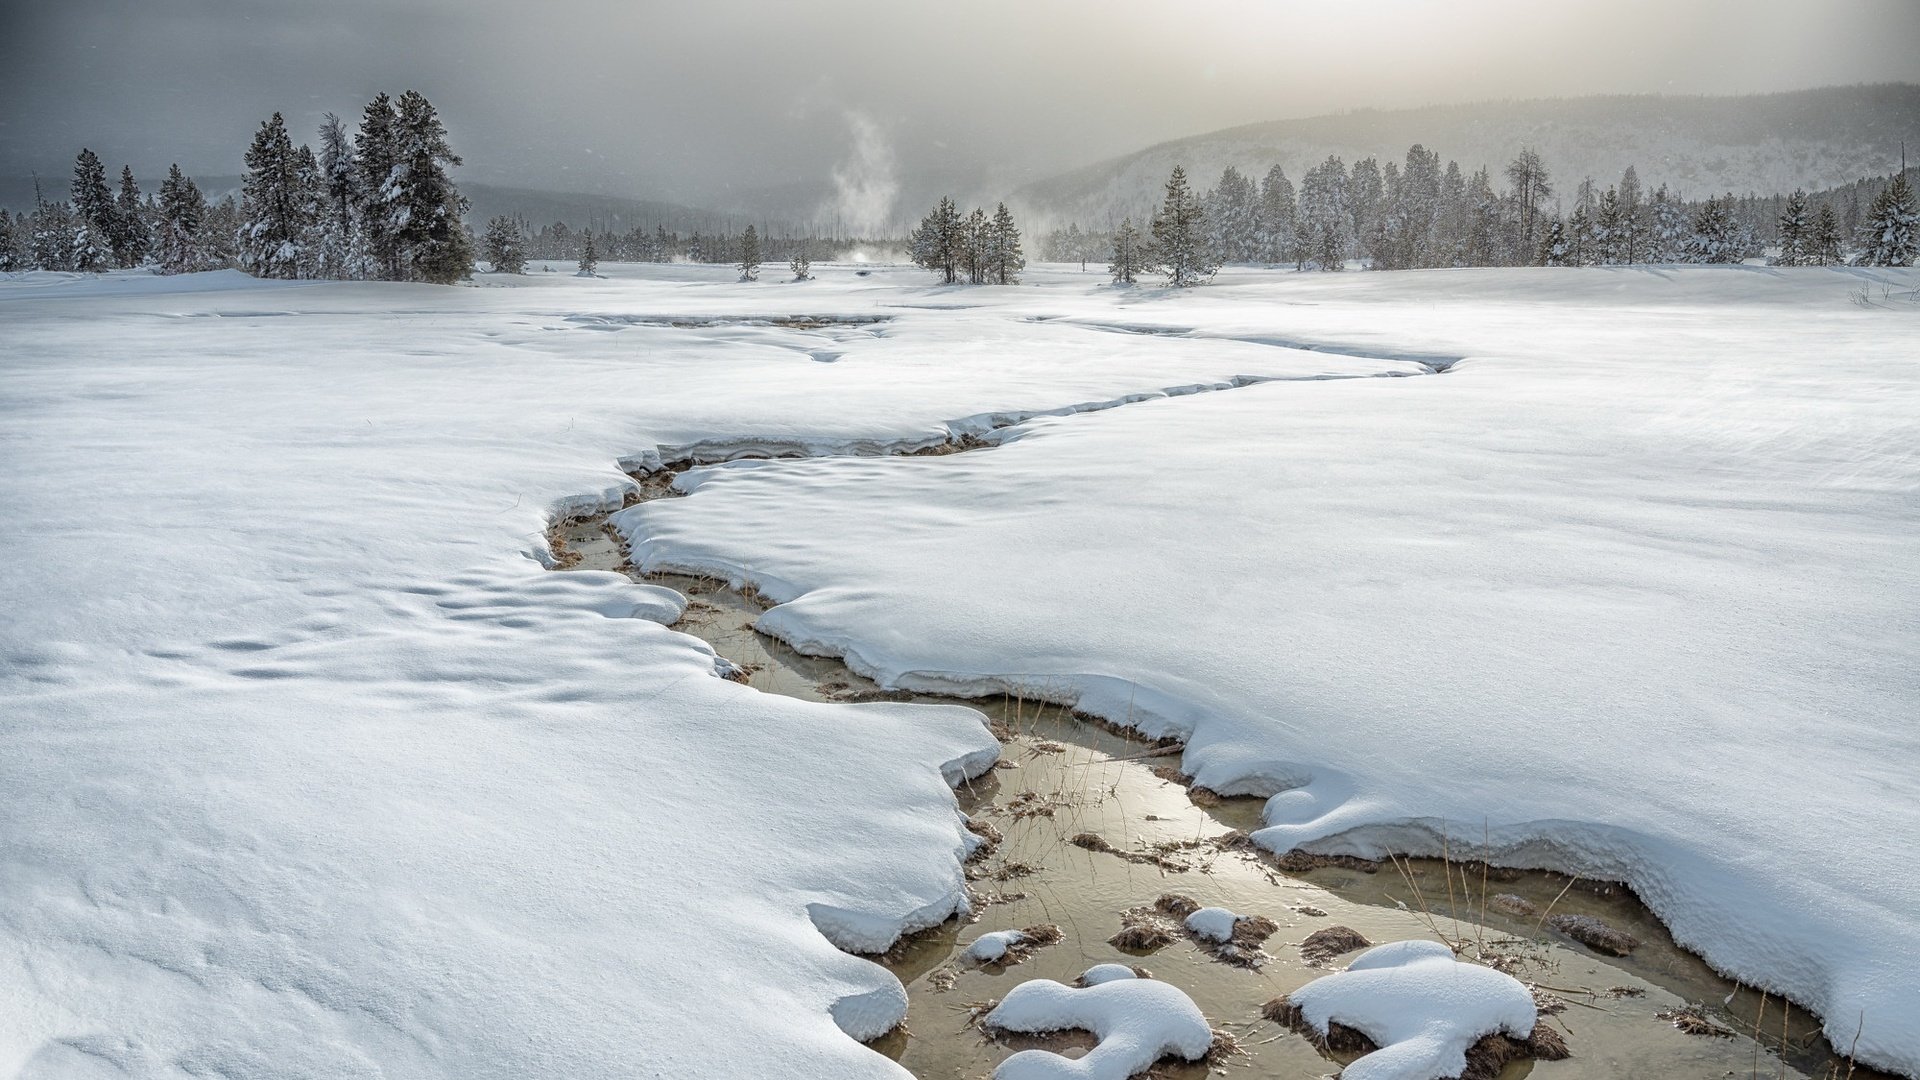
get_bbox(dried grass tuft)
[1656,1004,1736,1038]
[1546,913,1637,956]
[1109,907,1182,951]
[1153,893,1200,918]
[1070,831,1117,853]
[1205,1028,1246,1065]
[1231,913,1280,947]
[1490,893,1539,917]
[1298,925,1372,966]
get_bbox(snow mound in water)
[967,929,1028,962]
[987,969,1212,1080]
[1076,963,1140,986]
[1287,940,1536,1080]
[1183,906,1240,943]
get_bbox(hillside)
[1013,84,1920,226]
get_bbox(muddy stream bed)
[552,482,1878,1080]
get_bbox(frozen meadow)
[2,260,1917,1078]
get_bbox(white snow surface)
[1182,907,1241,944]
[0,263,1432,1078]
[986,970,1212,1080]
[1076,964,1140,986]
[1289,940,1536,1080]
[967,929,1029,962]
[619,264,1920,1074]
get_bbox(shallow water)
[555,510,1872,1079]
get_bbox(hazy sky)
[5,0,1918,211]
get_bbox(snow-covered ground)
[4,261,1917,1076]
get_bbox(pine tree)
[0,210,16,272]
[1108,217,1148,285]
[737,224,761,281]
[355,93,403,278]
[69,149,115,271]
[789,241,812,281]
[1773,189,1813,266]
[391,90,473,283]
[910,196,963,283]
[203,195,242,268]
[1616,166,1645,264]
[1203,166,1258,264]
[239,112,308,279]
[1685,195,1746,264]
[577,230,598,276]
[1064,222,1087,270]
[1593,188,1624,264]
[1297,156,1351,270]
[1566,203,1596,266]
[109,166,151,268]
[1258,164,1296,265]
[1813,202,1844,266]
[484,216,526,273]
[30,187,79,272]
[1537,216,1570,266]
[1647,185,1689,262]
[155,165,207,274]
[985,203,1024,285]
[317,113,366,279]
[1151,166,1216,286]
[1858,167,1917,267]
[1348,157,1384,266]
[962,207,988,284]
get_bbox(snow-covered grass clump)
[985,968,1212,1080]
[1285,940,1537,1080]
[1183,906,1241,943]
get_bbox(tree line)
[1042,147,1918,284]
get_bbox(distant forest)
[3,100,1914,281]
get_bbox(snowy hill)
[1013,84,1920,226]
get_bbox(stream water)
[553,487,1876,1080]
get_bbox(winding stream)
[546,392,1879,1078]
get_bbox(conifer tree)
[1258,164,1296,265]
[110,166,151,268]
[1685,195,1747,264]
[737,224,761,281]
[789,241,812,281]
[1773,189,1813,266]
[31,191,79,272]
[1297,156,1351,270]
[1537,216,1570,266]
[156,165,207,274]
[483,216,526,273]
[1858,167,1916,267]
[1203,165,1258,264]
[1348,157,1384,265]
[0,210,16,272]
[985,202,1024,284]
[1151,166,1216,286]
[203,195,242,268]
[239,112,308,279]
[317,113,365,279]
[70,149,115,271]
[961,207,989,284]
[1108,217,1148,285]
[391,90,473,283]
[1616,166,1645,263]
[1593,188,1624,264]
[1647,185,1688,262]
[1813,202,1844,266]
[355,93,403,278]
[910,196,963,283]
[1566,202,1596,266]
[577,230,598,276]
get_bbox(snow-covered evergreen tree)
[737,224,761,281]
[1461,166,1504,267]
[69,149,115,272]
[986,202,1024,284]
[1151,166,1216,287]
[354,94,403,279]
[789,242,812,281]
[156,165,206,274]
[1203,166,1258,264]
[203,195,242,268]
[1566,202,1596,266]
[1647,185,1689,262]
[110,166,151,268]
[1348,157,1383,266]
[1616,166,1645,263]
[1257,164,1295,265]
[0,210,17,272]
[1773,189,1813,266]
[1108,217,1148,285]
[316,113,366,279]
[1857,168,1916,267]
[1593,188,1623,264]
[239,112,309,279]
[1537,216,1570,266]
[1685,195,1748,264]
[31,197,78,272]
[961,207,988,284]
[1813,201,1844,266]
[910,196,963,283]
[390,90,473,283]
[483,217,526,273]
[1297,156,1351,270]
[577,230,598,276]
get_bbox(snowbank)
[0,264,1429,1077]
[620,264,1920,1074]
